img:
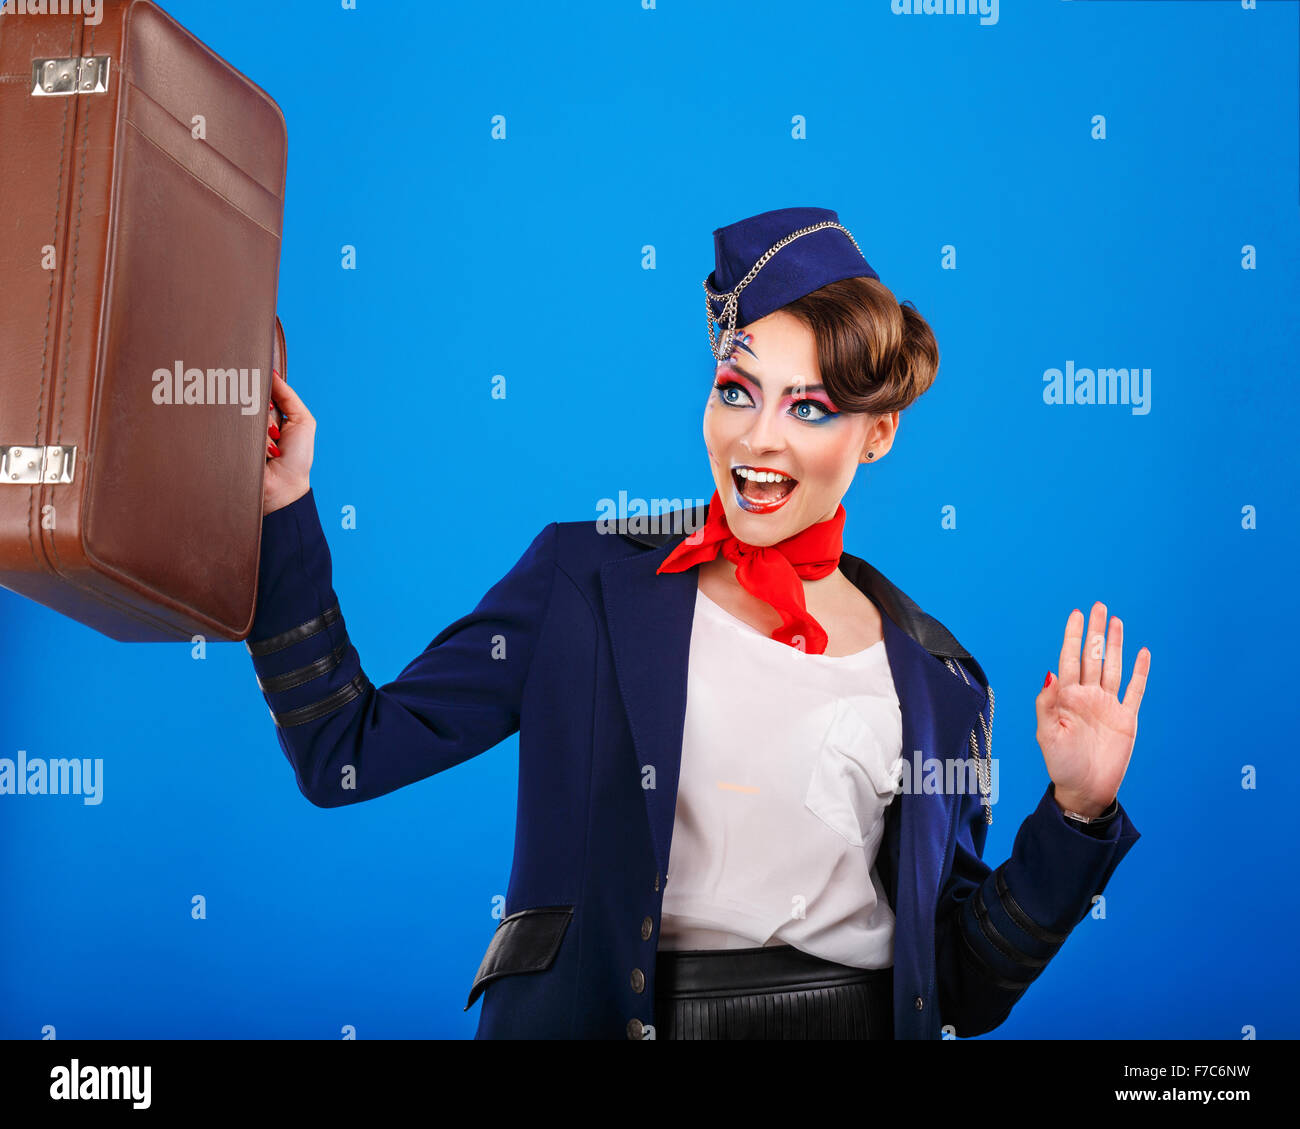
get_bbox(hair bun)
[784,278,939,414]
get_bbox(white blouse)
[659,587,904,970]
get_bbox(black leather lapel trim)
[464,906,574,1011]
[836,552,971,661]
[616,505,709,549]
[618,505,974,663]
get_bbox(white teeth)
[735,467,791,483]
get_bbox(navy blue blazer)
[245,490,1140,1039]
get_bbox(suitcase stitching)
[49,21,96,578]
[29,23,77,574]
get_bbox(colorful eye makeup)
[712,365,840,424]
[713,377,754,408]
[787,396,836,423]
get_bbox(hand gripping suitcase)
[0,0,287,642]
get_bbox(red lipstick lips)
[731,464,798,514]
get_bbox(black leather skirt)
[653,944,893,1040]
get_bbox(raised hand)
[1035,602,1151,818]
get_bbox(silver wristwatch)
[1062,797,1119,824]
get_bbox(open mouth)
[731,465,798,514]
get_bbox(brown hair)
[781,276,939,414]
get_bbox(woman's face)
[702,310,896,547]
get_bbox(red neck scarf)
[656,490,846,655]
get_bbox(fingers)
[1058,608,1084,685]
[269,369,314,428]
[266,400,282,459]
[1101,615,1123,695]
[1122,646,1152,717]
[1034,669,1058,731]
[1056,602,1149,717]
[1080,601,1107,685]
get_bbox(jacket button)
[631,968,646,993]
[641,915,654,940]
[914,996,924,1011]
[627,1018,644,1040]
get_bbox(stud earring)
[866,451,875,460]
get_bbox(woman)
[252,207,1149,1040]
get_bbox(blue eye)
[714,380,753,407]
[791,399,832,422]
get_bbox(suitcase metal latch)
[31,56,111,98]
[2,446,77,485]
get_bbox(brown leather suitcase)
[0,0,286,642]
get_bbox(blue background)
[2,0,1297,1039]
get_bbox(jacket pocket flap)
[464,905,574,1011]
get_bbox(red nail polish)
[1044,672,1053,688]
[268,424,281,439]
[268,441,281,457]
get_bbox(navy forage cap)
[703,206,879,361]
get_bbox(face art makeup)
[703,313,874,546]
[712,357,841,514]
[730,330,758,360]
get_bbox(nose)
[743,401,786,458]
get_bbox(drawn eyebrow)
[719,361,826,399]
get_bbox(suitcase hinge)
[31,56,111,98]
[2,446,77,485]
